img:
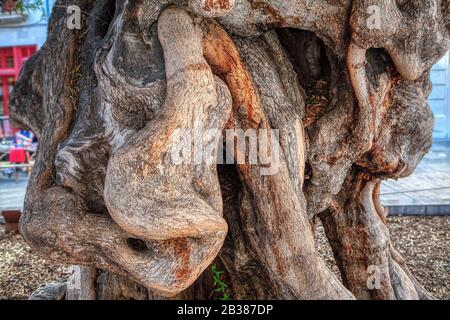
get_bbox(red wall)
[0,45,36,116]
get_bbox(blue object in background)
[429,52,450,140]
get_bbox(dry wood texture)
[9,0,450,300]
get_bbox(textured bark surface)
[11,0,450,300]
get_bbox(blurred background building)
[430,52,450,140]
[0,0,54,120]
[0,0,54,211]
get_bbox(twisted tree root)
[320,173,434,300]
[202,19,354,300]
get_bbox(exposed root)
[202,18,353,300]
[10,0,448,300]
[320,172,434,300]
[372,181,388,225]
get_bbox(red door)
[0,45,36,116]
[0,45,36,138]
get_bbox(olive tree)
[10,0,450,300]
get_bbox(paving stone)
[381,141,450,207]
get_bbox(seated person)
[14,130,34,147]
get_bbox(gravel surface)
[315,216,450,300]
[0,216,448,300]
[388,216,449,299]
[0,226,70,300]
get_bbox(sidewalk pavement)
[0,172,28,210]
[381,141,450,209]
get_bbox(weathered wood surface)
[10,0,450,300]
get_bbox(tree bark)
[11,0,449,300]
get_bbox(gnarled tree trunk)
[10,0,449,300]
